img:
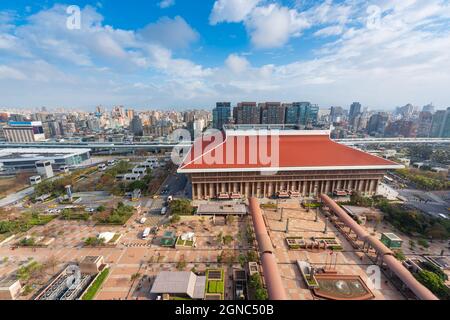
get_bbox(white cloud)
[158,0,175,9]
[314,25,343,37]
[1,1,450,109]
[0,5,207,78]
[225,54,250,74]
[209,0,261,24]
[210,0,311,48]
[139,16,199,50]
[245,3,310,48]
[0,65,26,80]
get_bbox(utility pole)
[280,207,284,222]
[323,218,328,234]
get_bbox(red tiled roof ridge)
[179,131,402,172]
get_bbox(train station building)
[178,128,403,200]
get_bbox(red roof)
[178,131,402,172]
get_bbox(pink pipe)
[320,194,438,300]
[249,197,287,300]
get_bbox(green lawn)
[205,269,225,299]
[81,268,110,300]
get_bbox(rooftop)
[0,148,91,162]
[197,203,247,215]
[179,130,403,173]
[150,271,206,299]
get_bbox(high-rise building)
[9,114,26,122]
[396,104,415,119]
[3,121,46,142]
[233,102,260,124]
[260,102,285,125]
[130,115,143,136]
[417,111,433,137]
[439,107,450,138]
[285,102,318,126]
[385,120,417,137]
[329,106,345,123]
[349,102,362,123]
[367,113,389,136]
[126,109,135,120]
[430,110,446,137]
[212,102,232,130]
[422,103,435,113]
[353,112,369,132]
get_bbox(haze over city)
[1,0,450,109]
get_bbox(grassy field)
[0,174,33,198]
[82,268,110,300]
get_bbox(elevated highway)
[0,137,449,152]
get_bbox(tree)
[84,237,105,247]
[249,273,268,300]
[247,250,258,262]
[216,232,224,245]
[169,199,193,215]
[394,250,406,261]
[223,235,233,245]
[407,145,433,162]
[226,215,235,225]
[255,288,268,300]
[427,224,447,239]
[130,273,141,282]
[170,214,181,224]
[415,270,450,300]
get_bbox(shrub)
[415,270,450,300]
[170,215,181,224]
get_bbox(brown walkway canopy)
[249,197,287,300]
[320,194,438,300]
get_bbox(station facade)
[178,128,403,200]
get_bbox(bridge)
[0,137,449,151]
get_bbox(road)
[0,166,101,208]
[0,186,35,207]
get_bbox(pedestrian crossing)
[122,242,152,248]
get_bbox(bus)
[30,175,42,185]
[142,227,151,240]
[59,166,69,173]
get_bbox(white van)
[161,207,167,215]
[142,227,151,239]
[30,175,42,185]
[59,166,69,173]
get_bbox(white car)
[85,208,96,213]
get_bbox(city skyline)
[1,0,450,109]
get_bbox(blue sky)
[0,0,449,110]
